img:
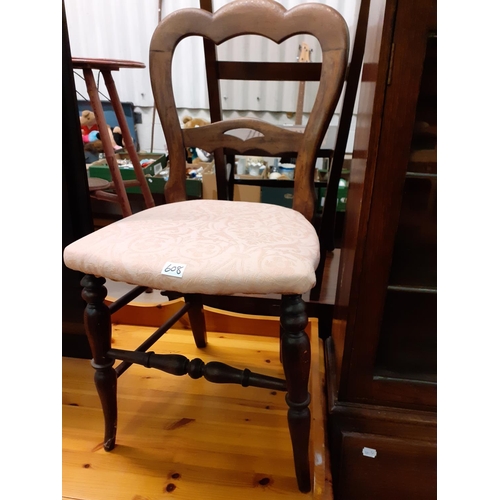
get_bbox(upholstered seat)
[64,199,320,295]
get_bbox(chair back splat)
[150,0,348,221]
[63,0,349,494]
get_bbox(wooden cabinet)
[335,431,436,500]
[326,0,437,497]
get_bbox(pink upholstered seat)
[64,199,320,295]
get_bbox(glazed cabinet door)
[340,0,437,409]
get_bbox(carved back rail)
[150,0,349,221]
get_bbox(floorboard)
[62,317,331,499]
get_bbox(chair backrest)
[149,0,349,222]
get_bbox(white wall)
[65,0,361,152]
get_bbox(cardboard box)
[198,160,218,201]
[88,154,203,198]
[201,172,217,200]
[88,153,167,195]
[88,152,166,178]
[201,172,261,202]
[234,184,261,203]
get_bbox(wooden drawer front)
[336,431,436,500]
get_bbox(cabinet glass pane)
[388,32,437,289]
[375,31,437,382]
[388,176,437,288]
[408,33,436,175]
[375,290,437,382]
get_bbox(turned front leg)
[81,275,117,451]
[280,294,311,493]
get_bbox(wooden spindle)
[108,349,287,392]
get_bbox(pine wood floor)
[62,310,331,500]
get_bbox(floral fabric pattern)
[64,199,320,295]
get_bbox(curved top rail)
[150,0,349,220]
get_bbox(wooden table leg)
[102,70,155,210]
[83,68,133,217]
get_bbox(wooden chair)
[63,0,348,493]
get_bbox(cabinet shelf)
[406,171,436,178]
[373,369,436,385]
[387,285,436,294]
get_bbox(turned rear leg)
[185,294,207,348]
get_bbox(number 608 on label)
[161,261,186,278]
